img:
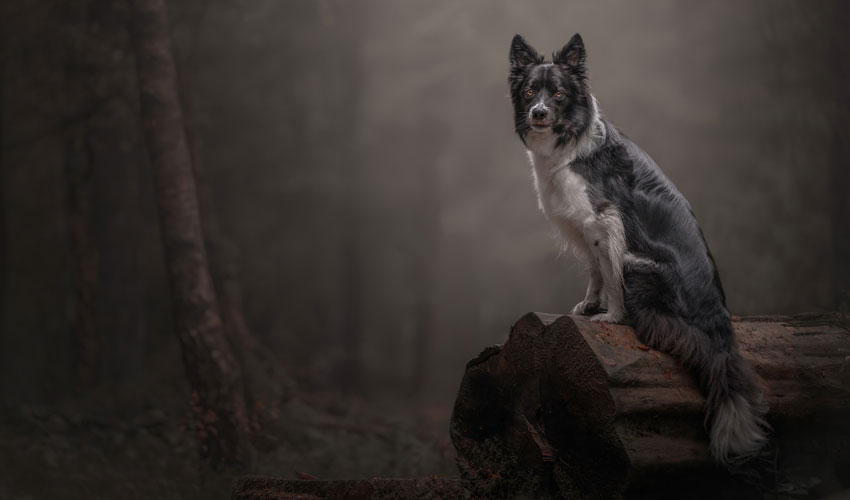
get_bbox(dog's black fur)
[508,34,769,463]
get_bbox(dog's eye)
[554,91,565,100]
[524,89,535,99]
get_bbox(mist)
[1,1,848,498]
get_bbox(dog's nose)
[531,108,547,120]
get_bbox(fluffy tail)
[632,311,770,464]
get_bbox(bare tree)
[340,182,363,394]
[408,115,445,397]
[830,2,850,305]
[331,3,363,394]
[174,4,255,357]
[64,123,100,386]
[173,8,298,422]
[0,14,6,404]
[130,0,250,468]
[62,0,101,387]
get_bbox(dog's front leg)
[583,212,626,323]
[590,252,625,323]
[571,255,604,316]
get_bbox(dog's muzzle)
[529,105,552,129]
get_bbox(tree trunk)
[64,123,100,386]
[829,2,850,305]
[62,0,101,388]
[408,116,445,397]
[451,312,850,499]
[130,0,250,469]
[335,3,362,395]
[0,25,6,405]
[176,19,255,357]
[176,37,256,388]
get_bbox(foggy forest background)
[0,0,848,498]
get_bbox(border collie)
[508,33,769,464]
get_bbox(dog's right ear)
[510,35,541,70]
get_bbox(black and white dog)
[508,33,769,464]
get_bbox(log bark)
[231,476,463,500]
[450,312,850,499]
[130,0,250,469]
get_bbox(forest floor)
[0,364,457,499]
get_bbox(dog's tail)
[632,311,770,464]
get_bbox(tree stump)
[450,312,850,499]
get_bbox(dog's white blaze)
[525,98,626,321]
[530,100,549,117]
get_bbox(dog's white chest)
[530,152,594,228]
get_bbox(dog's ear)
[510,34,541,70]
[554,33,586,70]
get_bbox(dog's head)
[508,34,593,147]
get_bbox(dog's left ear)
[554,33,586,70]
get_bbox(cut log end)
[450,312,850,499]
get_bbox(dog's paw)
[590,311,624,324]
[571,300,601,316]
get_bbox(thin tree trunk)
[62,0,101,388]
[174,8,294,423]
[829,2,850,306]
[409,115,445,397]
[178,46,255,356]
[340,208,362,393]
[130,0,250,469]
[410,280,434,396]
[175,34,272,422]
[334,3,362,394]
[410,134,439,397]
[0,21,6,405]
[64,123,100,386]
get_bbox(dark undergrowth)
[0,362,456,500]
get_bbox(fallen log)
[231,475,463,500]
[450,312,850,499]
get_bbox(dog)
[508,33,769,464]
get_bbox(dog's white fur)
[525,97,626,322]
